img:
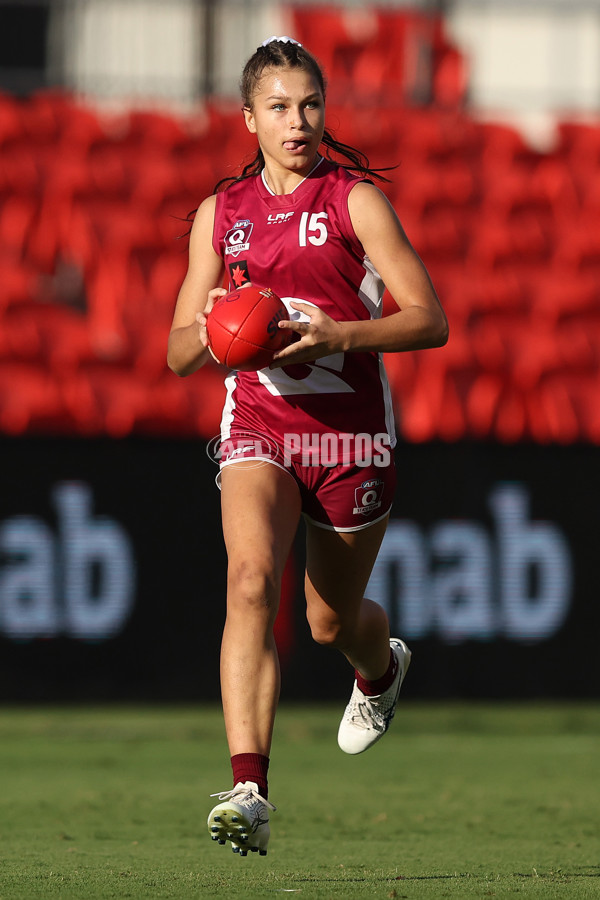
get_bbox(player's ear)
[242,106,256,134]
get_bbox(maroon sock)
[231,753,269,799]
[355,648,398,697]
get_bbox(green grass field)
[0,703,598,899]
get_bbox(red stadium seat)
[0,298,131,373]
[572,374,600,444]
[493,387,528,443]
[383,347,419,401]
[0,142,42,196]
[133,320,171,381]
[398,330,474,442]
[0,195,37,256]
[395,161,441,217]
[185,361,228,439]
[0,251,37,309]
[76,363,154,437]
[0,304,45,361]
[433,45,469,109]
[85,256,131,360]
[0,92,23,145]
[27,196,100,274]
[55,100,108,153]
[458,267,529,322]
[326,105,398,161]
[18,90,65,145]
[438,157,479,208]
[87,143,129,197]
[58,368,103,434]
[466,211,552,273]
[511,328,565,392]
[526,375,581,445]
[465,218,513,271]
[41,149,94,200]
[557,121,600,194]
[481,164,545,219]
[468,320,512,374]
[178,143,219,199]
[130,371,194,436]
[418,208,468,262]
[529,155,579,218]
[0,361,68,434]
[551,211,600,274]
[400,359,466,442]
[396,109,451,162]
[465,373,504,438]
[398,107,482,164]
[479,120,537,171]
[128,147,184,213]
[126,108,189,152]
[290,7,380,95]
[145,251,187,320]
[527,270,599,328]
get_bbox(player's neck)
[261,156,323,196]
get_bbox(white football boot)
[207,781,275,856]
[337,638,411,755]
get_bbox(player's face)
[244,67,325,180]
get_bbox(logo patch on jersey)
[353,479,384,517]
[228,260,250,287]
[267,212,295,225]
[224,220,253,257]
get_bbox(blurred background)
[0,0,598,703]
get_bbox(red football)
[206,284,291,371]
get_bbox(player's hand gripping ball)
[206,284,291,371]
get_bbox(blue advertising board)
[0,438,595,700]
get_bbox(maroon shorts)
[218,433,396,532]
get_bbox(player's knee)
[227,558,279,615]
[307,612,347,648]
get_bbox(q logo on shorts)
[353,479,384,516]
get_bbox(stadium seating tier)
[0,11,598,444]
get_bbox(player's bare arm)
[167,194,225,377]
[271,182,448,367]
[346,182,448,352]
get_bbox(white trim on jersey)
[357,255,397,448]
[357,255,384,318]
[378,355,397,449]
[220,372,238,441]
[260,155,326,196]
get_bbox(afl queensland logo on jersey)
[224,219,254,257]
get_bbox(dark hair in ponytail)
[213,39,392,193]
[213,127,392,193]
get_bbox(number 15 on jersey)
[299,212,328,247]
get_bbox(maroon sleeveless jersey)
[212,158,396,460]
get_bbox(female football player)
[168,36,448,856]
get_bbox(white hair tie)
[261,35,302,47]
